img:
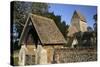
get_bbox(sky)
[48,3,97,28]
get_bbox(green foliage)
[12,1,69,49]
[87,26,93,32]
[93,14,97,34]
[93,14,97,22]
[31,2,49,15]
[73,31,96,48]
[12,41,20,50]
[13,1,49,38]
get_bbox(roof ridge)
[29,13,53,22]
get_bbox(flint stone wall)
[54,47,97,63]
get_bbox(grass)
[13,56,19,66]
[13,50,19,66]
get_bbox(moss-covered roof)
[19,14,66,45]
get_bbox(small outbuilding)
[18,14,66,65]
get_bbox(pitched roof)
[19,14,66,45]
[74,10,86,22]
[67,10,87,37]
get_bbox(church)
[67,10,87,47]
[68,10,87,37]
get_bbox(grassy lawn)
[13,50,19,66]
[13,56,19,66]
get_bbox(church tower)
[67,10,87,37]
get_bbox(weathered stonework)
[18,14,66,65]
[67,11,87,37]
[54,48,97,63]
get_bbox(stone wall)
[43,45,63,63]
[17,46,97,65]
[54,47,97,63]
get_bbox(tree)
[82,32,93,47]
[82,26,95,47]
[12,1,68,48]
[13,2,32,39]
[13,1,49,37]
[93,14,97,22]
[93,14,97,33]
[31,2,49,16]
[93,23,97,33]
[65,24,69,38]
[93,14,97,47]
[74,31,82,47]
[12,1,49,50]
[60,21,67,37]
[87,26,93,32]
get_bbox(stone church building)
[67,10,87,47]
[67,10,87,37]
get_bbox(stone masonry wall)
[54,47,97,63]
